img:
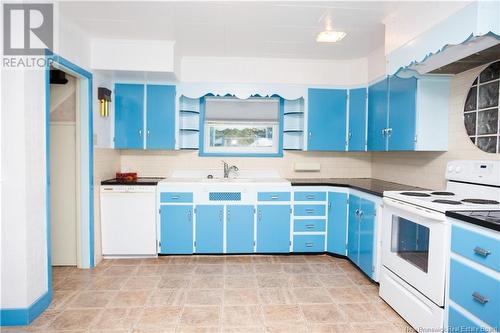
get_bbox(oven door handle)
[384,198,444,222]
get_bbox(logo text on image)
[3,3,53,56]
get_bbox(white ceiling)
[60,1,426,60]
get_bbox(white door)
[50,123,77,266]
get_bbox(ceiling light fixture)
[316,30,346,43]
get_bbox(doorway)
[49,69,79,266]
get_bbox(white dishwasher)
[100,184,157,257]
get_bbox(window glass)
[463,60,500,154]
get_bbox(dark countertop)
[101,177,164,186]
[289,178,427,197]
[446,210,500,232]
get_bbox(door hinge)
[253,207,256,214]
[414,135,418,143]
[158,241,161,247]
[345,243,348,249]
[289,241,292,246]
[253,241,256,246]
[194,241,196,247]
[290,208,293,214]
[346,198,349,204]
[159,208,161,214]
[194,208,197,214]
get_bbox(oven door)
[382,198,449,306]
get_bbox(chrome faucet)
[222,161,239,179]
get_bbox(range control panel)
[446,160,500,186]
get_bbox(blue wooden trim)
[1,292,51,326]
[47,51,95,268]
[198,95,284,158]
[44,50,53,299]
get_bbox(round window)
[463,60,500,153]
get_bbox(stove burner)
[401,192,431,197]
[432,199,462,205]
[431,191,455,196]
[462,199,500,205]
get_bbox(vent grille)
[209,192,241,201]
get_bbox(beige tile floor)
[2,255,414,333]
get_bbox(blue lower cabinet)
[451,225,499,272]
[160,205,193,254]
[449,259,499,329]
[195,205,224,253]
[294,204,326,216]
[448,306,482,333]
[293,235,325,252]
[358,199,375,277]
[226,205,254,253]
[347,195,361,263]
[327,192,348,255]
[257,205,291,253]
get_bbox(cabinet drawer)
[160,192,193,203]
[294,191,326,201]
[451,225,499,272]
[449,259,499,328]
[294,204,326,216]
[293,235,325,252]
[258,192,291,202]
[294,219,326,232]
[448,306,481,333]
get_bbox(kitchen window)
[202,96,282,156]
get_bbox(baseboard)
[0,291,51,326]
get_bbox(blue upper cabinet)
[367,75,450,151]
[115,84,144,149]
[146,85,176,150]
[307,88,347,151]
[388,76,417,151]
[114,83,176,150]
[348,88,367,151]
[327,192,348,255]
[367,78,389,151]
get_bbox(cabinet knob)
[139,129,142,136]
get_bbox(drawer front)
[449,259,499,328]
[451,225,499,272]
[293,235,325,252]
[294,219,326,232]
[448,306,482,333]
[160,192,193,203]
[294,191,326,201]
[258,192,291,202]
[294,204,326,216]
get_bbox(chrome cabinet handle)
[381,129,386,136]
[271,195,279,199]
[147,130,150,136]
[473,246,491,257]
[306,195,315,199]
[359,210,364,218]
[386,128,393,137]
[171,195,180,199]
[472,292,489,304]
[309,131,312,138]
[355,209,360,216]
[139,129,142,136]
[305,242,314,247]
[305,224,315,229]
[188,211,192,221]
[305,209,315,214]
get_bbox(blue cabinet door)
[367,78,388,151]
[348,88,367,151]
[160,205,193,254]
[256,205,290,253]
[327,192,348,255]
[146,85,176,150]
[388,76,417,151]
[358,198,375,278]
[347,195,360,263]
[114,84,144,149]
[195,205,224,253]
[227,205,254,253]
[307,88,347,151]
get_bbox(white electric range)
[379,160,500,332]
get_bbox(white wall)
[180,56,368,86]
